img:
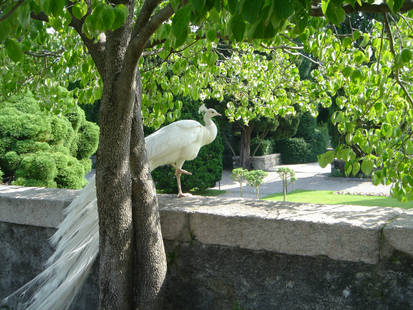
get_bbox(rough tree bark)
[91,1,172,309]
[130,71,167,309]
[240,126,253,169]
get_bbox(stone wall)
[1,185,412,309]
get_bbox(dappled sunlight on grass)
[263,190,413,209]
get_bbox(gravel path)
[212,162,392,199]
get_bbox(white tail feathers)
[198,104,208,114]
[2,178,99,310]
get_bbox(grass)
[263,190,413,209]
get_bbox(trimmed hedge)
[276,112,329,164]
[150,98,224,193]
[0,92,99,189]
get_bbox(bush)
[277,138,312,164]
[251,138,274,156]
[0,92,99,189]
[295,111,316,140]
[276,113,329,164]
[150,98,224,193]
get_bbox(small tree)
[246,170,267,199]
[232,168,248,197]
[277,168,297,201]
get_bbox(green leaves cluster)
[232,168,267,199]
[232,167,248,197]
[314,16,412,201]
[81,3,129,38]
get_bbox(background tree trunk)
[240,126,253,169]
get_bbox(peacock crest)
[198,104,208,114]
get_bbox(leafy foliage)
[245,169,267,199]
[231,167,249,197]
[0,92,98,188]
[276,167,297,201]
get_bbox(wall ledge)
[1,184,411,264]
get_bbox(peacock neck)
[203,114,218,145]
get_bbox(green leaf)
[273,0,294,20]
[230,14,246,42]
[321,0,330,15]
[400,48,412,63]
[206,29,216,41]
[352,161,360,176]
[112,4,129,30]
[72,2,88,20]
[0,20,11,42]
[5,38,24,62]
[242,0,263,24]
[361,158,374,176]
[386,0,405,13]
[345,161,352,176]
[172,5,191,47]
[191,0,206,12]
[103,6,116,30]
[406,140,413,155]
[227,0,238,14]
[325,1,346,25]
[51,0,66,16]
[353,30,362,40]
[351,69,363,82]
[40,0,52,15]
[318,150,335,168]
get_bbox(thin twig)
[398,13,413,33]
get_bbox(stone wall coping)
[1,185,412,264]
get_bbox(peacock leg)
[171,162,192,198]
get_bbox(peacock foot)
[177,192,193,198]
[175,168,192,176]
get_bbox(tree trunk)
[240,126,253,169]
[96,77,135,309]
[130,71,167,309]
[95,15,137,308]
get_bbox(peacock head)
[198,104,221,118]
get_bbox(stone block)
[383,212,413,257]
[160,196,403,264]
[0,185,77,228]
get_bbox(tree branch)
[67,5,106,77]
[132,0,163,38]
[311,0,413,16]
[25,49,64,58]
[0,0,24,22]
[383,13,413,107]
[126,4,174,71]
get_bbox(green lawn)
[263,190,413,209]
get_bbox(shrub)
[150,98,224,193]
[276,138,312,164]
[0,92,99,189]
[232,168,248,197]
[276,112,329,164]
[251,138,274,156]
[295,111,316,140]
[245,170,267,199]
